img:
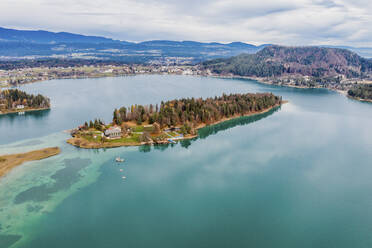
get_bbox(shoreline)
[0,71,188,89]
[347,95,372,103]
[194,102,285,130]
[209,74,324,89]
[0,107,50,116]
[66,133,199,149]
[208,74,371,101]
[66,102,285,149]
[0,147,61,178]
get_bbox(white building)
[104,126,122,139]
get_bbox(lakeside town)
[0,64,205,87]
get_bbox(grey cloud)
[0,0,371,47]
[313,0,344,8]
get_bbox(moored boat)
[116,157,125,162]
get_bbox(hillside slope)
[203,46,372,79]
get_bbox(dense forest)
[0,89,50,111]
[108,93,282,130]
[202,46,372,79]
[348,84,372,100]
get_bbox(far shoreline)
[2,63,371,104]
[207,74,372,102]
[4,70,367,103]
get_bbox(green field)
[131,126,144,132]
[108,133,141,143]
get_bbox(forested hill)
[202,46,372,79]
[348,85,372,101]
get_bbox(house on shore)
[104,126,122,139]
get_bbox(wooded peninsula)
[67,93,284,148]
[348,84,372,102]
[0,89,51,115]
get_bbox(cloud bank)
[0,0,371,46]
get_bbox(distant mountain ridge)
[0,27,261,47]
[0,27,120,44]
[0,27,266,63]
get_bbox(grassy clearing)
[108,133,141,143]
[82,134,102,142]
[78,131,142,145]
[131,126,144,132]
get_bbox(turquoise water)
[1,75,372,247]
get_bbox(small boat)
[119,169,123,172]
[115,157,125,162]
[122,176,126,179]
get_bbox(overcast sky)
[0,0,371,46]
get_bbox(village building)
[104,126,122,139]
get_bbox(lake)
[1,75,372,248]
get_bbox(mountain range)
[0,27,371,64]
[0,27,267,63]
